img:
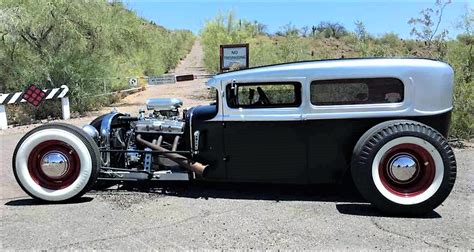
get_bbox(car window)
[310,78,404,105]
[208,87,218,105]
[227,82,301,108]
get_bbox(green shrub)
[0,0,195,117]
[201,10,473,139]
[201,12,311,72]
[446,38,474,139]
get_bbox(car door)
[222,77,307,183]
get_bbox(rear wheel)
[351,120,456,215]
[13,123,100,202]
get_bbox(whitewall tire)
[351,120,456,215]
[13,123,100,202]
[371,136,444,205]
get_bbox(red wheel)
[27,140,81,190]
[371,137,444,205]
[378,143,435,197]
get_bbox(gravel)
[1,148,472,250]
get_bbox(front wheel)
[13,123,100,202]
[351,120,456,215]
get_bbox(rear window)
[226,82,301,108]
[310,78,404,105]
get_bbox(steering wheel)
[257,87,271,105]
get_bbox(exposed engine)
[84,97,206,181]
[133,117,185,134]
[125,98,186,169]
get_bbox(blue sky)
[124,0,471,38]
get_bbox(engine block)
[133,119,185,134]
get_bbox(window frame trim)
[309,77,405,106]
[225,81,303,109]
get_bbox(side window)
[227,82,301,108]
[310,78,404,105]
[208,87,218,105]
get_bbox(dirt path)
[111,40,212,115]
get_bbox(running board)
[99,167,190,181]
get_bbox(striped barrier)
[0,85,70,130]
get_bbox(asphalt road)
[0,125,473,249]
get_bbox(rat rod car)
[13,58,456,215]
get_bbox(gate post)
[0,105,7,130]
[61,96,70,120]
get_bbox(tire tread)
[351,120,456,215]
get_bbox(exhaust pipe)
[136,134,208,177]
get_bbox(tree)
[354,20,368,41]
[315,21,348,39]
[408,0,451,49]
[300,26,309,37]
[254,21,268,35]
[0,0,194,116]
[278,22,300,37]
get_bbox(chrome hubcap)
[388,154,418,183]
[40,151,69,178]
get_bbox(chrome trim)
[100,112,122,166]
[231,79,237,96]
[40,151,69,178]
[146,98,183,111]
[188,108,194,155]
[193,130,200,154]
[82,125,99,142]
[388,154,418,183]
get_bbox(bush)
[446,38,474,139]
[0,0,195,117]
[201,12,311,72]
[199,10,473,139]
[200,12,255,73]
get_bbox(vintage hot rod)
[13,58,456,215]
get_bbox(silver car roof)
[209,58,451,83]
[205,58,454,121]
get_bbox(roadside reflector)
[176,74,194,82]
[22,85,46,107]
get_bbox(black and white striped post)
[0,85,70,130]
